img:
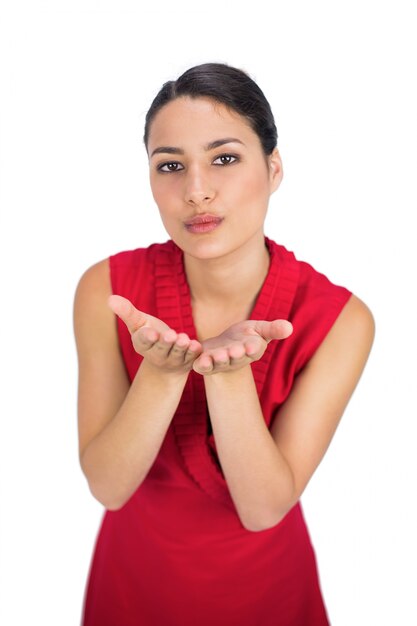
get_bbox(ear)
[268,148,283,194]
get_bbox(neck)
[183,231,271,309]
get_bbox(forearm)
[204,365,296,532]
[81,359,189,510]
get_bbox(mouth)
[185,217,224,234]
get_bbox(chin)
[168,224,261,260]
[171,233,226,258]
[184,241,226,259]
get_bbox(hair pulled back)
[143,62,278,156]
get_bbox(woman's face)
[147,96,283,259]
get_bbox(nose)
[184,165,214,206]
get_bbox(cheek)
[248,176,268,199]
[152,174,184,196]
[232,170,270,209]
[150,180,177,212]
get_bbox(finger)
[210,349,230,366]
[252,319,293,342]
[189,340,203,352]
[229,343,247,361]
[168,333,191,363]
[244,339,261,356]
[133,326,159,352]
[229,343,246,359]
[193,354,214,373]
[151,329,178,358]
[108,295,148,335]
[184,340,203,363]
[171,332,189,350]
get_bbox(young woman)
[74,62,375,626]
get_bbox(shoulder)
[109,240,173,291]
[317,293,375,361]
[269,238,351,305]
[74,240,169,297]
[73,239,172,321]
[74,257,110,304]
[272,240,353,313]
[270,239,353,320]
[337,292,374,328]
[291,252,375,341]
[296,255,352,306]
[269,239,375,368]
[73,257,113,341]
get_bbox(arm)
[73,260,202,510]
[201,294,375,532]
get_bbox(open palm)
[192,319,293,375]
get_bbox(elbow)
[105,500,126,512]
[240,494,299,533]
[80,455,128,511]
[86,480,125,511]
[242,509,289,533]
[83,478,125,511]
[85,469,138,510]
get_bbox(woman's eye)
[213,154,238,166]
[157,162,184,173]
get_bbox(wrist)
[202,363,253,385]
[140,358,191,385]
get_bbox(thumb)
[252,319,293,343]
[108,294,148,335]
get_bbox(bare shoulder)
[317,293,376,365]
[299,291,376,410]
[73,255,122,364]
[74,257,110,311]
[339,293,375,332]
[73,257,115,339]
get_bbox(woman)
[74,62,375,625]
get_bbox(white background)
[1,1,416,624]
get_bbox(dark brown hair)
[143,62,278,156]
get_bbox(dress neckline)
[174,235,278,339]
[153,235,300,507]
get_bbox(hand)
[108,295,203,375]
[192,318,293,375]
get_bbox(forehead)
[148,96,256,148]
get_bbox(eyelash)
[156,153,240,173]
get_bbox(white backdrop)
[1,1,416,625]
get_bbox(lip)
[184,213,223,226]
[184,213,224,234]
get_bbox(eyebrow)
[150,137,246,158]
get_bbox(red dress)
[81,235,352,626]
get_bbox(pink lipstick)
[184,214,224,234]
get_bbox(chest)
[191,301,252,342]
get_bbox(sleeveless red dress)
[81,235,352,626]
